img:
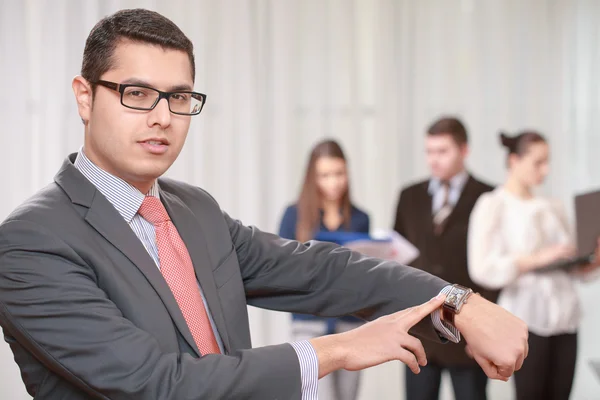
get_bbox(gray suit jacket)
[0,154,448,399]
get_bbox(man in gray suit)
[0,9,528,400]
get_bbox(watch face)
[447,288,466,307]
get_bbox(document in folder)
[314,230,420,265]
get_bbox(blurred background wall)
[1,0,599,398]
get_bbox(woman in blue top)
[279,139,369,400]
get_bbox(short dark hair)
[81,9,195,90]
[427,117,468,145]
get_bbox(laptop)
[574,189,600,258]
[541,189,600,272]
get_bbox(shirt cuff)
[290,340,319,400]
[431,285,461,343]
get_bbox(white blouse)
[468,187,582,337]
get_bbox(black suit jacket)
[0,154,449,399]
[393,174,497,366]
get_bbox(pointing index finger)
[401,294,446,329]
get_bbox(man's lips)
[139,137,169,145]
[138,138,170,154]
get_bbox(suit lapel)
[420,181,434,229]
[84,196,201,356]
[161,191,232,353]
[55,155,201,357]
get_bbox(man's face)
[73,40,194,190]
[425,134,468,181]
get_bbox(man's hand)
[455,294,528,381]
[310,295,446,378]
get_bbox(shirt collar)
[428,170,469,195]
[73,147,160,223]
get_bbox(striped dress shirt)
[428,170,469,214]
[74,149,318,399]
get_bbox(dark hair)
[81,9,195,90]
[427,117,468,145]
[296,139,352,242]
[499,130,546,157]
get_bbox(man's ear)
[72,76,93,125]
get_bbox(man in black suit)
[394,117,497,400]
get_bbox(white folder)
[344,229,420,265]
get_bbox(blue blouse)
[279,205,370,240]
[278,204,370,333]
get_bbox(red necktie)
[138,196,220,355]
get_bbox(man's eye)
[128,90,145,97]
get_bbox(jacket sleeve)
[227,213,449,343]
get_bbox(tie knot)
[138,196,170,225]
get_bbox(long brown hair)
[296,139,352,242]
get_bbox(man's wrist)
[309,334,347,379]
[454,292,484,333]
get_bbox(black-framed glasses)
[94,80,206,116]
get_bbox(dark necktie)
[433,181,452,235]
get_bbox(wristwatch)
[442,284,474,326]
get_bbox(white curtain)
[1,1,600,398]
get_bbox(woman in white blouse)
[468,131,600,400]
